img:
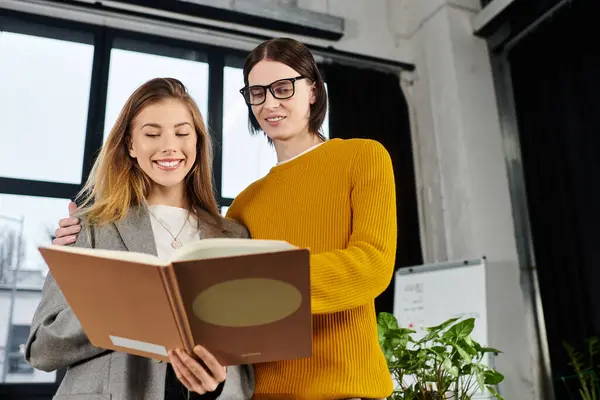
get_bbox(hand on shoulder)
[53,201,82,245]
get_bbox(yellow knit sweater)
[227,138,397,399]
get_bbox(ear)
[128,139,137,159]
[309,83,317,105]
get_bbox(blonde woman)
[26,78,253,400]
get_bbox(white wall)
[402,2,543,399]
[297,0,413,63]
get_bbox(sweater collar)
[270,138,338,174]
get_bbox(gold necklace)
[147,208,190,249]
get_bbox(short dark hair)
[242,38,327,141]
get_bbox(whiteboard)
[392,258,495,399]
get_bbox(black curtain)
[507,0,600,391]
[322,63,422,314]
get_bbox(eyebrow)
[140,122,192,129]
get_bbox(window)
[104,39,209,140]
[7,325,32,375]
[220,67,330,201]
[0,194,69,384]
[0,16,93,388]
[0,194,72,278]
[0,30,94,184]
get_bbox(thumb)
[68,201,78,216]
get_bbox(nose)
[263,89,280,109]
[160,132,178,154]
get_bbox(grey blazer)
[26,206,254,400]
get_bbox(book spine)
[160,265,195,354]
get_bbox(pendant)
[171,240,182,249]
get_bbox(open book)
[38,238,312,366]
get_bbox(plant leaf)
[464,335,474,346]
[425,317,460,332]
[377,323,385,345]
[442,357,459,377]
[378,312,399,331]
[442,318,475,341]
[487,385,505,400]
[481,347,502,354]
[427,346,449,362]
[387,328,416,337]
[455,342,472,363]
[385,328,412,351]
[461,364,474,375]
[457,338,477,356]
[484,370,505,385]
[475,364,486,393]
[382,341,395,363]
[420,326,445,344]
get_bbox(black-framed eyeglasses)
[239,76,306,105]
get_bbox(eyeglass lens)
[245,79,295,105]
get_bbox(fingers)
[59,217,81,228]
[169,349,225,395]
[178,349,220,392]
[68,201,78,216]
[194,345,226,383]
[169,354,194,390]
[169,351,199,393]
[53,223,81,246]
[52,236,77,246]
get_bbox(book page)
[40,244,166,266]
[169,238,297,263]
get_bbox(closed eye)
[176,133,190,137]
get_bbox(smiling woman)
[78,78,218,225]
[25,77,254,400]
[128,99,198,205]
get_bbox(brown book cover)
[38,239,312,366]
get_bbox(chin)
[148,174,188,189]
[263,129,294,142]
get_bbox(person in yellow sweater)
[52,38,397,400]
[231,37,397,400]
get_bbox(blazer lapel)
[114,205,158,256]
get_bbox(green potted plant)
[377,312,505,400]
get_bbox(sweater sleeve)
[310,140,397,314]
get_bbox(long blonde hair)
[76,77,221,227]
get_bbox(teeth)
[266,116,284,122]
[156,160,180,167]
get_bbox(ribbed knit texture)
[227,138,397,400]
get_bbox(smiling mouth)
[265,116,285,122]
[154,160,183,170]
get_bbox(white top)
[276,141,325,165]
[147,205,202,260]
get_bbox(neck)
[146,184,187,209]
[273,132,323,163]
